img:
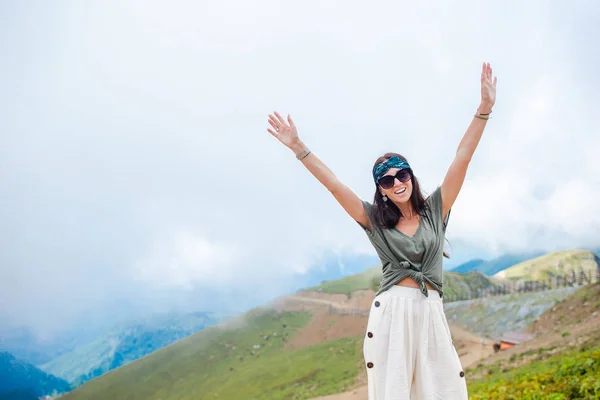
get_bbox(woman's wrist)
[477,102,493,115]
[290,139,307,154]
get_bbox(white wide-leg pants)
[363,285,468,399]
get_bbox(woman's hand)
[480,62,497,112]
[267,111,299,149]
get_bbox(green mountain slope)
[59,309,366,400]
[493,249,599,281]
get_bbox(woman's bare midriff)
[395,276,435,290]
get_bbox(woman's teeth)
[394,188,407,194]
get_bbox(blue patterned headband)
[373,156,411,183]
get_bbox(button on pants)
[363,286,468,399]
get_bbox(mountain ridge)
[0,351,71,399]
[40,311,224,387]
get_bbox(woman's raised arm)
[441,62,497,220]
[267,112,371,231]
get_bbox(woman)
[266,62,497,399]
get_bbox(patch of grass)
[465,346,561,379]
[582,293,589,302]
[468,346,600,399]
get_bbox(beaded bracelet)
[296,148,311,160]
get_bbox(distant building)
[493,331,535,351]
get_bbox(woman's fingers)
[268,115,283,132]
[273,111,287,125]
[481,62,495,83]
[267,111,295,142]
[268,118,279,130]
[269,111,294,133]
[267,128,278,137]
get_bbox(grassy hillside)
[493,249,599,281]
[59,308,365,400]
[58,256,600,399]
[467,283,600,398]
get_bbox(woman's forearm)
[455,102,493,161]
[290,139,341,193]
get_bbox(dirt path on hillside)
[269,290,374,314]
[286,295,347,308]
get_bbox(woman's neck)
[396,202,417,220]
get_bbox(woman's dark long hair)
[370,152,450,258]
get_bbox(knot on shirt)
[389,261,430,298]
[407,270,429,298]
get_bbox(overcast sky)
[1,0,599,338]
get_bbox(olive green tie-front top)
[357,186,450,298]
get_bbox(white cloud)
[133,231,240,289]
[447,64,600,254]
[1,0,599,335]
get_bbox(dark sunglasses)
[377,169,411,189]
